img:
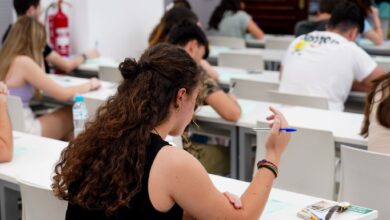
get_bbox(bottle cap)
[74,95,84,102]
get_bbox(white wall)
[36,0,164,60]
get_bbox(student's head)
[208,0,242,30]
[173,0,192,9]
[361,72,390,137]
[327,1,364,41]
[13,0,42,18]
[360,72,390,137]
[318,0,339,14]
[52,43,202,214]
[149,7,199,47]
[0,16,45,81]
[167,20,209,64]
[350,0,372,18]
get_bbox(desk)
[372,55,390,72]
[213,66,279,88]
[245,34,295,49]
[0,132,377,220]
[76,57,119,77]
[208,46,285,71]
[358,39,390,56]
[210,174,377,220]
[0,132,67,220]
[195,99,367,180]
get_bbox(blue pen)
[252,127,297,132]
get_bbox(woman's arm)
[46,49,100,73]
[364,7,383,45]
[205,90,241,122]
[16,56,100,101]
[0,82,12,162]
[247,19,265,40]
[200,60,219,81]
[153,107,290,219]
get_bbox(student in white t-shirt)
[361,72,390,154]
[279,1,384,111]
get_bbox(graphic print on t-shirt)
[292,33,340,55]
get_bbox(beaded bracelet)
[257,159,278,178]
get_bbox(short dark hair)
[167,20,210,59]
[328,1,365,33]
[318,0,339,13]
[13,0,40,16]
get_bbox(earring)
[176,105,181,113]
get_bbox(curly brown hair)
[52,43,202,214]
[361,72,390,137]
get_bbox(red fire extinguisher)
[46,0,71,57]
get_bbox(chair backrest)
[339,145,390,219]
[208,36,246,49]
[98,65,122,83]
[7,95,26,132]
[268,90,329,110]
[84,97,105,121]
[255,122,336,199]
[218,52,264,72]
[19,180,67,220]
[231,78,278,101]
[265,38,292,50]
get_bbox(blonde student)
[2,0,99,73]
[53,43,291,219]
[208,0,264,39]
[0,17,100,140]
[361,72,390,154]
[0,82,13,162]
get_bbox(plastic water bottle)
[73,95,88,137]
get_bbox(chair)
[84,97,104,120]
[255,122,336,199]
[208,36,246,49]
[265,38,292,50]
[230,78,278,101]
[339,146,390,219]
[218,52,264,72]
[7,95,26,132]
[19,179,67,220]
[98,65,122,83]
[268,90,329,110]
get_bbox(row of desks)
[50,74,367,180]
[0,131,377,220]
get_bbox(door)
[244,0,309,35]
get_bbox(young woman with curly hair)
[52,43,291,219]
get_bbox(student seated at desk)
[279,1,383,111]
[352,0,384,45]
[53,43,291,220]
[294,0,338,37]
[149,6,220,81]
[167,20,241,175]
[0,17,100,140]
[0,82,12,162]
[361,72,390,154]
[208,0,264,40]
[2,0,99,73]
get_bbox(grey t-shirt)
[214,10,251,38]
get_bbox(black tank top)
[65,133,183,220]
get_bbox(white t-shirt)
[279,31,377,111]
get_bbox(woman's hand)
[264,107,291,166]
[89,78,101,91]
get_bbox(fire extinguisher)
[46,0,71,57]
